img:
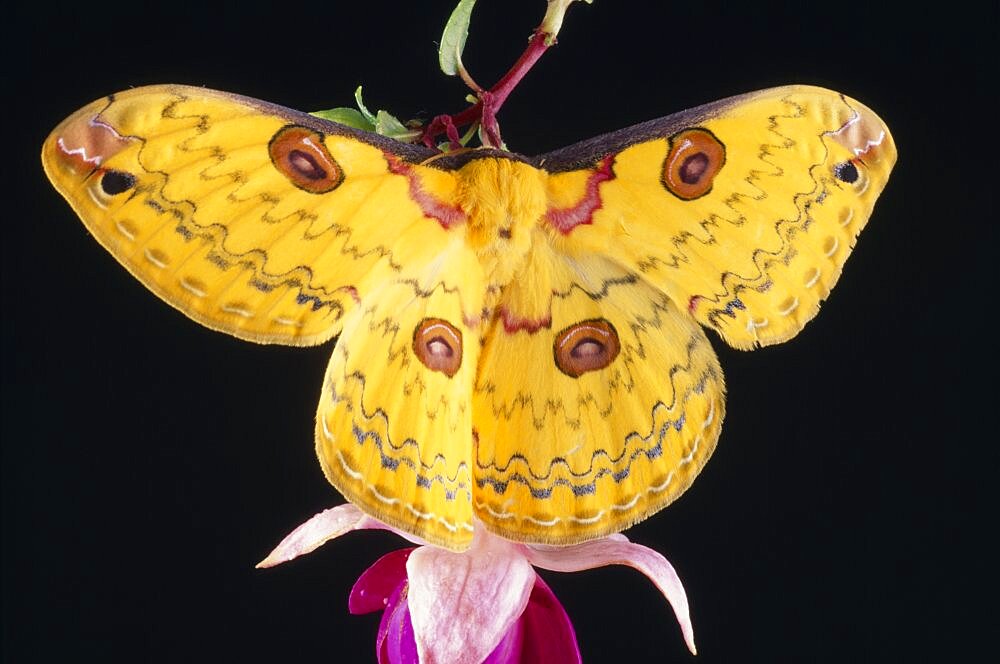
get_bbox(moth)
[42,85,895,550]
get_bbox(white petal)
[522,536,697,655]
[256,503,425,568]
[407,531,535,664]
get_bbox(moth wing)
[539,85,896,349]
[42,85,461,345]
[315,242,484,551]
[472,235,724,543]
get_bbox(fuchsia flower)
[350,548,579,663]
[258,504,696,664]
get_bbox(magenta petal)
[481,613,524,664]
[376,582,419,664]
[376,583,402,664]
[350,548,416,615]
[382,586,418,664]
[479,575,580,664]
[517,575,581,664]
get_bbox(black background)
[3,1,994,662]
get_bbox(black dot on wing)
[834,161,859,183]
[100,170,136,195]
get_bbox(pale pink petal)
[256,504,425,568]
[406,532,536,664]
[521,535,697,655]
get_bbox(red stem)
[421,29,553,149]
[488,30,551,113]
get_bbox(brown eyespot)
[661,128,726,200]
[269,125,344,193]
[413,318,463,378]
[553,319,621,378]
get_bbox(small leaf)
[310,107,375,131]
[354,86,377,124]
[438,0,476,76]
[376,110,422,142]
[375,110,407,135]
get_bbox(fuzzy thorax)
[457,158,547,285]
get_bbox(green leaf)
[310,107,375,131]
[375,109,407,135]
[354,86,377,124]
[376,110,422,142]
[346,88,422,141]
[438,0,476,76]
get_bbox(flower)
[351,548,580,664]
[258,504,696,663]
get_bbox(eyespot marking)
[661,128,726,200]
[413,318,463,378]
[269,125,344,194]
[834,161,859,183]
[679,153,709,184]
[553,319,621,378]
[100,170,136,195]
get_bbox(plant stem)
[420,23,562,149]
